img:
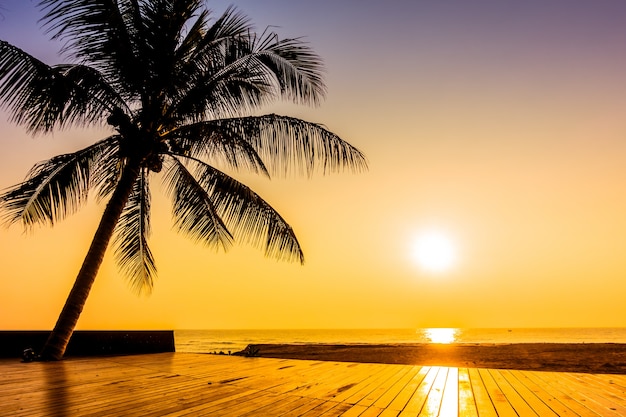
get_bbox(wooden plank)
[356,365,413,407]
[332,364,402,404]
[378,408,402,417]
[359,406,386,417]
[226,360,328,394]
[4,354,626,417]
[518,370,603,417]
[398,366,439,415]
[340,403,369,416]
[487,368,540,416]
[298,400,346,417]
[0,359,151,399]
[75,367,219,410]
[568,373,626,405]
[498,369,565,417]
[176,392,274,417]
[303,363,378,401]
[209,392,286,416]
[217,360,327,396]
[318,402,356,416]
[66,374,211,416]
[237,393,306,416]
[372,366,423,410]
[110,386,249,417]
[458,368,479,417]
[8,368,186,415]
[477,368,519,417]
[268,360,357,396]
[601,374,626,391]
[504,370,576,416]
[280,397,327,417]
[437,367,458,417]
[417,366,448,416]
[547,372,626,416]
[385,366,429,412]
[467,368,498,417]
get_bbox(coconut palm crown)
[0,0,367,360]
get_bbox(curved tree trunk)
[39,160,141,360]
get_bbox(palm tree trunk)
[39,160,141,360]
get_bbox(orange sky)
[2,0,626,330]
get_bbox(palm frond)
[0,40,48,118]
[38,0,143,96]
[174,8,211,64]
[167,121,270,178]
[175,31,326,116]
[55,64,128,124]
[0,40,124,132]
[252,33,326,106]
[142,0,202,51]
[168,34,327,122]
[167,7,263,121]
[161,157,233,250]
[113,168,157,294]
[188,115,368,177]
[178,156,304,263]
[0,138,117,227]
[174,6,253,83]
[135,0,201,108]
[91,136,122,200]
[171,66,269,121]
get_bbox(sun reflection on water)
[423,328,458,344]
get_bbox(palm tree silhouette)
[0,0,367,360]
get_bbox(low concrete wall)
[0,330,175,358]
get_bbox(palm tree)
[0,0,367,360]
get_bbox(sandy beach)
[240,343,626,374]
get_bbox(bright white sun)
[412,231,457,273]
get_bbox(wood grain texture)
[2,352,626,416]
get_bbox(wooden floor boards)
[1,352,625,416]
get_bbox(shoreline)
[235,342,626,374]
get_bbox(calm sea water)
[174,328,626,354]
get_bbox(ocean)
[174,328,626,354]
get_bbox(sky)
[2,0,626,330]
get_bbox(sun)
[412,231,457,273]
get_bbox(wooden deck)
[2,352,626,416]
